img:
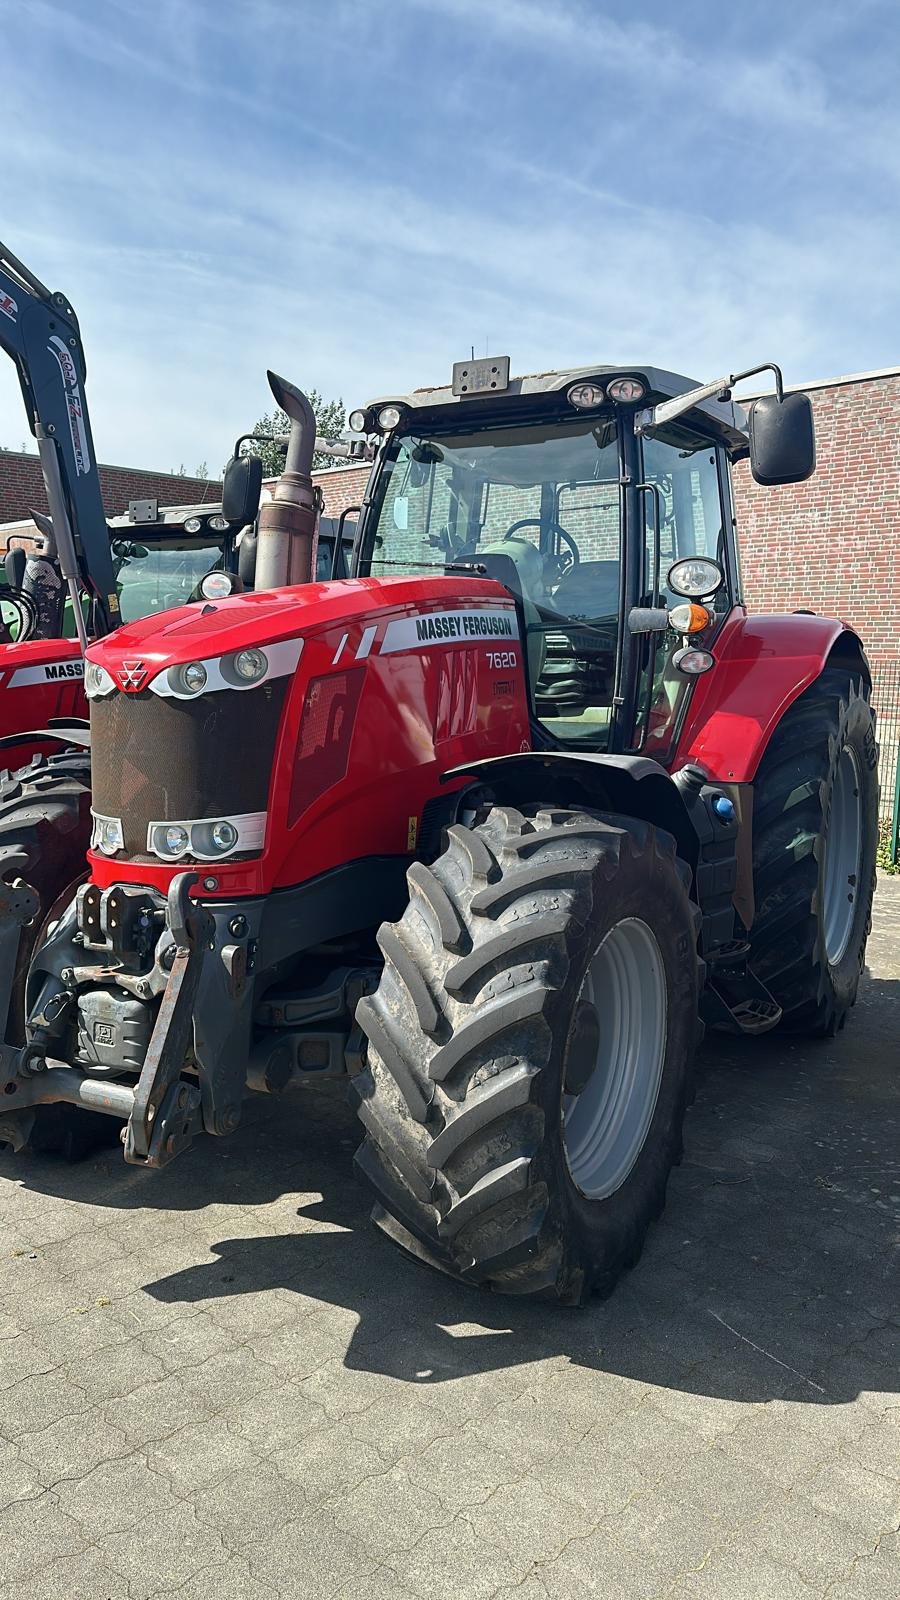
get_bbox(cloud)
[0,0,897,474]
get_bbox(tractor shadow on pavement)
[144,976,897,1411]
[4,976,897,1410]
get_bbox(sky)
[0,0,897,474]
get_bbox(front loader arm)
[0,241,118,639]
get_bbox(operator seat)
[551,559,620,620]
[536,559,619,719]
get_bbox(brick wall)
[0,449,221,527]
[732,372,900,664]
[296,463,371,516]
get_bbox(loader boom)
[0,241,118,641]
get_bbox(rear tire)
[353,805,701,1304]
[0,751,114,1159]
[748,667,878,1036]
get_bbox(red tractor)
[0,355,877,1304]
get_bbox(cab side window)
[640,425,725,603]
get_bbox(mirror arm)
[635,361,784,435]
[315,436,375,462]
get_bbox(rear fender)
[442,751,700,868]
[672,611,870,784]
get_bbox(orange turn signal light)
[669,602,710,634]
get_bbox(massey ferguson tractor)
[0,353,877,1304]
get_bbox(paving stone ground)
[1,880,897,1600]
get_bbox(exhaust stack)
[254,371,319,590]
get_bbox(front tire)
[353,806,701,1303]
[748,667,878,1036]
[0,751,113,1159]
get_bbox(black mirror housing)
[749,392,816,486]
[222,454,264,524]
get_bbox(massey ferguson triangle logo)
[118,660,147,690]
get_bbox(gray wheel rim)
[823,744,863,966]
[562,917,667,1200]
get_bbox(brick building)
[732,366,900,665]
[0,448,220,536]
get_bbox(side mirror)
[5,547,26,590]
[222,454,263,524]
[749,392,816,486]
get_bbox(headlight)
[148,823,191,859]
[606,376,646,403]
[673,646,715,676]
[230,648,267,683]
[84,661,116,699]
[199,571,234,600]
[377,404,403,431]
[667,557,724,598]
[171,661,207,695]
[148,637,303,698]
[90,811,124,855]
[146,811,266,862]
[184,516,203,534]
[208,514,229,532]
[567,381,606,409]
[348,409,368,434]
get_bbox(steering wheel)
[503,517,580,583]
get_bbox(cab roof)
[365,363,750,451]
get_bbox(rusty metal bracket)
[123,874,213,1165]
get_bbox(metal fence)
[870,659,900,826]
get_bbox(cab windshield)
[112,539,226,623]
[365,416,624,746]
[364,412,728,753]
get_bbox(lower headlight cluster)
[90,811,124,856]
[146,811,266,862]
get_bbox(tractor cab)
[353,360,813,764]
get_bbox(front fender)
[672,611,869,783]
[442,751,700,867]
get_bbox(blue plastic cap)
[712,794,736,821]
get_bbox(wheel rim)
[562,917,667,1200]
[823,744,863,966]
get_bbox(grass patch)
[877,819,900,874]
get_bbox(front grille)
[91,681,288,855]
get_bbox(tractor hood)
[86,573,511,688]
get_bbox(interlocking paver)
[1,877,897,1598]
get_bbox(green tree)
[236,389,349,477]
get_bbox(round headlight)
[84,660,116,699]
[666,557,724,598]
[567,381,606,409]
[211,820,238,851]
[606,376,646,403]
[199,571,234,600]
[173,661,208,695]
[232,647,268,683]
[348,409,368,434]
[208,514,229,532]
[164,824,190,855]
[184,516,203,534]
[377,404,403,431]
